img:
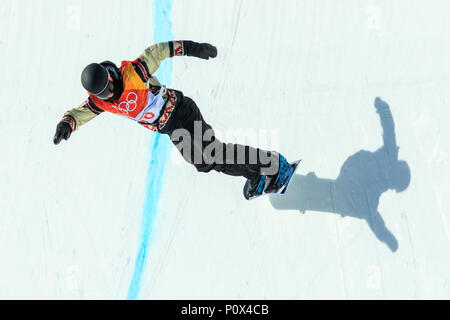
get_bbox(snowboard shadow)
[270,97,410,252]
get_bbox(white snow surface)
[1,0,450,299]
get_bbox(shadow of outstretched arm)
[368,210,399,252]
[375,97,398,161]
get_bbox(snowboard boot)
[245,174,267,199]
[263,153,290,194]
[244,153,290,198]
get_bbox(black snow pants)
[161,94,280,180]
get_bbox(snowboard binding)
[243,154,301,200]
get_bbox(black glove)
[53,121,73,145]
[185,41,217,60]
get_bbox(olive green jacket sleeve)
[61,100,104,131]
[138,40,186,74]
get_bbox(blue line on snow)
[127,0,174,300]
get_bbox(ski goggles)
[93,72,115,100]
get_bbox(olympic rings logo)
[113,92,138,114]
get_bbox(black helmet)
[81,63,114,99]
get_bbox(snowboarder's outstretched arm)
[138,40,217,74]
[53,99,104,145]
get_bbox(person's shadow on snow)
[270,97,410,252]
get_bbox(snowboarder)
[53,40,294,199]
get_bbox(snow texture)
[0,0,449,299]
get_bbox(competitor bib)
[89,61,164,124]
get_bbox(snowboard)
[243,159,302,200]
